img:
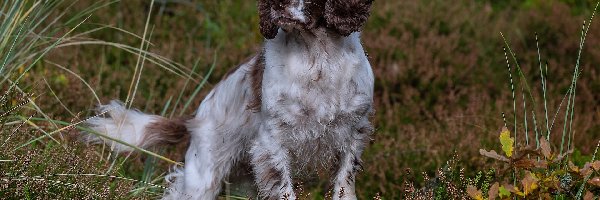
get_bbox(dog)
[86,0,374,199]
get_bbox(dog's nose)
[274,0,307,26]
[285,0,307,23]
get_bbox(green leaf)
[498,186,511,198]
[499,127,514,158]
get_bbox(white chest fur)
[260,30,374,155]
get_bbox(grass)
[400,1,600,199]
[2,0,600,199]
[0,0,182,198]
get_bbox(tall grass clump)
[0,0,187,198]
[0,0,131,198]
[392,1,600,199]
[470,1,600,199]
[0,0,243,198]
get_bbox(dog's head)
[258,0,374,39]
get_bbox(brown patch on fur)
[263,167,283,187]
[143,116,192,147]
[325,0,374,36]
[258,0,278,39]
[247,51,265,112]
[314,70,323,82]
[305,0,327,28]
[357,125,374,135]
[338,186,346,199]
[255,154,285,199]
[257,0,372,39]
[346,156,363,184]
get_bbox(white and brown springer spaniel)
[86,0,375,199]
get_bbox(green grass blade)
[125,0,154,109]
[535,33,550,143]
[500,43,517,144]
[170,57,202,118]
[181,52,217,115]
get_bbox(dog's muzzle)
[272,0,308,30]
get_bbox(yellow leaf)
[499,127,514,158]
[514,188,525,197]
[568,161,580,172]
[467,185,484,200]
[521,171,539,195]
[502,184,525,197]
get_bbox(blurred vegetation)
[1,0,599,199]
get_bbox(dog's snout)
[287,0,306,22]
[274,0,307,24]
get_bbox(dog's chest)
[261,35,371,141]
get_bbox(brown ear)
[258,0,278,39]
[324,0,374,36]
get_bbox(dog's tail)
[84,100,190,153]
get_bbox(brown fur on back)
[247,52,265,112]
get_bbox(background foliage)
[1,0,599,199]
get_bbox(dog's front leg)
[332,123,371,200]
[331,150,361,200]
[250,125,296,199]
